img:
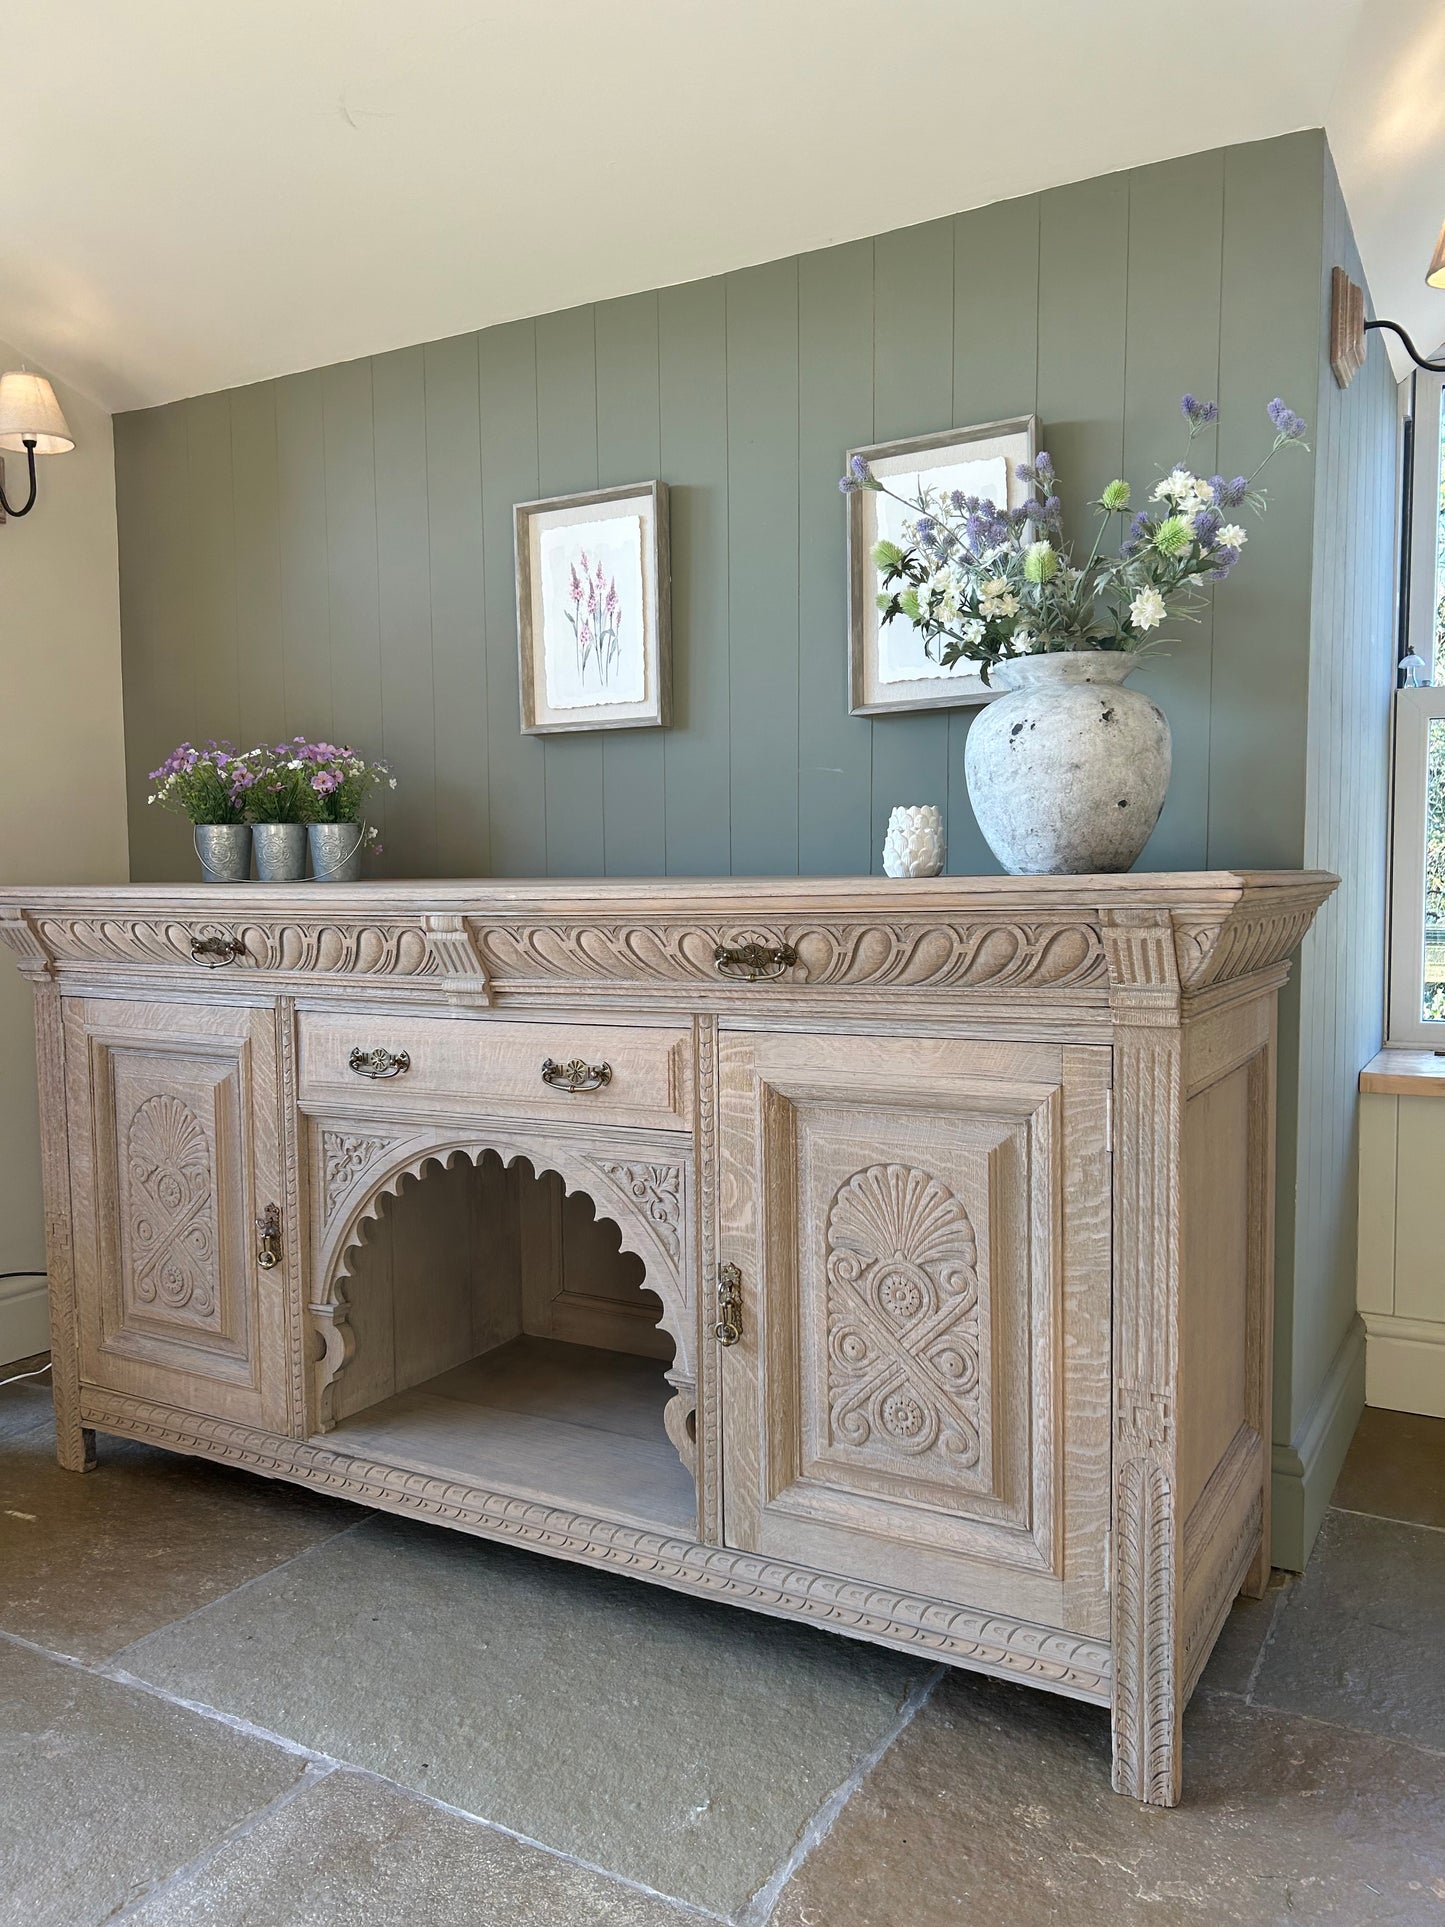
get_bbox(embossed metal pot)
[193,823,251,883]
[308,821,365,883]
[252,822,308,882]
[964,651,1171,876]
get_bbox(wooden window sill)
[1359,1049,1445,1096]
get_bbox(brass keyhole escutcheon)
[255,1204,282,1271]
[715,1262,743,1346]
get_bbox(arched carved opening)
[312,1145,696,1534]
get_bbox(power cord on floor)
[0,1270,51,1388]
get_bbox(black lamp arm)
[0,440,38,518]
[1364,318,1445,375]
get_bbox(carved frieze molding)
[76,1389,1113,1698]
[18,912,490,1003]
[476,917,1109,995]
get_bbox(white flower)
[1130,586,1167,633]
[1013,627,1040,653]
[959,617,986,646]
[388,777,397,789]
[1216,524,1247,549]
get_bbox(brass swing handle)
[713,940,798,983]
[256,1204,282,1270]
[349,1047,411,1079]
[190,932,245,968]
[541,1057,613,1094]
[715,1262,743,1346]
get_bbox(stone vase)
[882,804,945,878]
[193,823,251,883]
[308,821,365,883]
[964,651,1171,876]
[252,822,308,882]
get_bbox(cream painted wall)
[1358,1093,1445,1418]
[0,342,128,1362]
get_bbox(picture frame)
[846,416,1038,715]
[515,480,671,734]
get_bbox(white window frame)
[1387,366,1445,1045]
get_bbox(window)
[1388,369,1445,1044]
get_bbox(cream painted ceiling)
[2,0,1442,412]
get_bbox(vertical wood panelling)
[185,391,241,755]
[274,371,332,742]
[372,345,437,875]
[948,194,1041,876]
[726,260,801,874]
[1355,1094,1397,1317]
[658,279,730,874]
[115,407,183,879]
[478,321,544,874]
[229,382,285,754]
[798,240,874,875]
[595,292,666,877]
[1122,151,1225,873]
[322,359,385,852]
[535,306,604,876]
[145,404,203,878]
[870,218,955,870]
[424,333,488,875]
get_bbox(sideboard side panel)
[33,984,91,1470]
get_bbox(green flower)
[898,587,921,621]
[1153,514,1192,557]
[1023,541,1058,584]
[1100,479,1131,512]
[873,537,904,570]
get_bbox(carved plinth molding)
[76,1387,1114,1697]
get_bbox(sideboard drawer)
[297,1012,694,1131]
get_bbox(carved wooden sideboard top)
[0,871,1336,1010]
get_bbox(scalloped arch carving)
[311,1130,694,1460]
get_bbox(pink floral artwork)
[538,513,647,709]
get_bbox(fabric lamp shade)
[0,371,74,454]
[1429,222,1445,291]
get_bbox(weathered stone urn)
[965,651,1171,875]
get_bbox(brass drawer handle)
[715,1262,743,1346]
[256,1203,281,1270]
[349,1047,411,1079]
[190,932,244,968]
[713,940,798,982]
[541,1057,613,1093]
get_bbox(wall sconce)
[1331,219,1445,388]
[0,371,75,527]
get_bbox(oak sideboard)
[0,870,1334,1806]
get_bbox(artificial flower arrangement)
[147,741,249,823]
[150,737,394,852]
[839,395,1310,683]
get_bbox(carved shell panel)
[823,1163,982,1471]
[121,1093,221,1326]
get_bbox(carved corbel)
[311,1287,356,1433]
[422,915,490,1006]
[0,911,54,982]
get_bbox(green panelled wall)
[112,129,1397,1565]
[117,132,1327,887]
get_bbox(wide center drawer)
[297,1012,694,1131]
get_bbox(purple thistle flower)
[1193,508,1222,544]
[949,490,968,512]
[964,512,991,551]
[1039,494,1063,529]
[1034,451,1053,475]
[1181,395,1220,427]
[1209,544,1241,577]
[850,454,872,483]
[1210,475,1250,509]
[1014,461,1037,485]
[1267,398,1308,441]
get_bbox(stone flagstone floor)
[1,1360,1442,1925]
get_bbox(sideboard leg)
[1101,912,1187,1808]
[32,978,94,1474]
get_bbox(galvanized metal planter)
[193,823,251,883]
[252,823,308,882]
[308,822,365,883]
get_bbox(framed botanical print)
[846,416,1038,715]
[515,480,671,734]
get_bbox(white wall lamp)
[0,371,74,527]
[1330,219,1445,388]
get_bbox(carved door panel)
[718,1031,1111,1636]
[64,998,295,1432]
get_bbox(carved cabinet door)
[63,997,297,1433]
[718,1030,1112,1636]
